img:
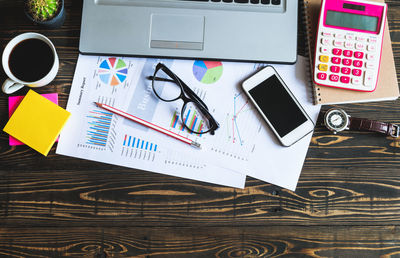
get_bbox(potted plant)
[25,0,66,29]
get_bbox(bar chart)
[169,109,205,135]
[86,109,113,148]
[121,134,158,161]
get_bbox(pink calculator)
[313,0,387,92]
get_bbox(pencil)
[94,102,201,149]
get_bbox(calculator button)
[340,76,350,84]
[332,48,342,55]
[319,55,329,63]
[331,57,341,64]
[329,74,339,82]
[341,67,351,75]
[353,60,363,68]
[367,44,376,52]
[346,34,355,40]
[345,41,354,49]
[318,64,328,71]
[352,77,362,85]
[320,47,330,54]
[343,50,353,57]
[368,37,378,44]
[335,33,344,39]
[355,43,366,50]
[354,51,364,59]
[317,73,327,80]
[321,38,332,46]
[342,58,352,66]
[356,36,366,42]
[334,40,344,47]
[366,54,376,61]
[352,69,362,76]
[322,31,333,37]
[330,66,340,73]
[365,62,375,69]
[364,70,374,86]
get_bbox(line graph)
[209,91,260,162]
[230,92,253,145]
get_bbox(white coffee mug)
[2,32,59,94]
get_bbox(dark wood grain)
[1,0,400,257]
[0,226,399,257]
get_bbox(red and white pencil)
[95,102,201,149]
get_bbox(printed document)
[57,55,319,190]
[57,56,263,188]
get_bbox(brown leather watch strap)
[349,117,399,137]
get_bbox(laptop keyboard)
[96,0,285,12]
[181,0,281,4]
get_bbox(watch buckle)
[390,124,400,138]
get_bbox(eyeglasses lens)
[152,68,182,101]
[182,101,211,134]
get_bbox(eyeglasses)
[148,63,219,135]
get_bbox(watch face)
[324,109,348,132]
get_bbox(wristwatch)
[324,108,399,137]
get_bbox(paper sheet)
[246,57,321,191]
[56,54,320,190]
[56,55,252,188]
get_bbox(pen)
[94,102,201,149]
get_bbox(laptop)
[79,0,298,63]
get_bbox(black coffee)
[8,38,54,82]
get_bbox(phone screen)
[248,74,308,137]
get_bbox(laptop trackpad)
[150,14,204,50]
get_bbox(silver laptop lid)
[80,0,298,63]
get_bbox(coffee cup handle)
[2,78,24,94]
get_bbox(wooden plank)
[0,226,399,257]
[1,167,400,226]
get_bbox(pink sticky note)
[8,93,59,146]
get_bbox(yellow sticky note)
[3,90,70,156]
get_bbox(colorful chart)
[123,134,158,152]
[121,134,158,161]
[98,57,128,86]
[86,109,113,147]
[193,60,223,84]
[170,109,204,134]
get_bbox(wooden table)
[1,1,400,256]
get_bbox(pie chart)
[98,57,128,86]
[193,60,223,84]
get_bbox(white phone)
[242,66,315,146]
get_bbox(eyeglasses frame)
[150,63,220,135]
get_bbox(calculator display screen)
[248,75,307,138]
[325,10,378,32]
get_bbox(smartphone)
[242,66,314,146]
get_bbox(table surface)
[1,0,400,257]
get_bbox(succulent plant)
[26,0,60,21]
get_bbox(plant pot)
[24,0,66,29]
